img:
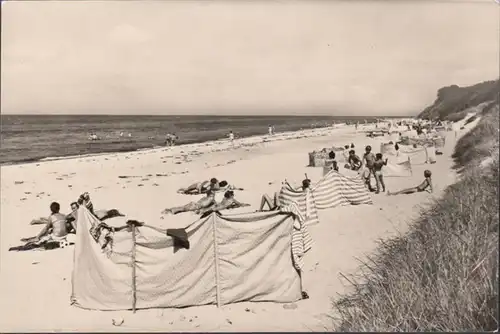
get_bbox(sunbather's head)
[424,170,432,178]
[349,150,355,156]
[376,153,383,160]
[70,202,79,211]
[50,202,60,214]
[210,178,218,185]
[365,145,372,152]
[351,143,355,148]
[224,190,235,198]
[219,180,228,187]
[302,179,311,190]
[329,151,335,160]
[344,145,349,149]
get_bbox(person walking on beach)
[373,153,388,194]
[363,145,376,192]
[387,170,433,196]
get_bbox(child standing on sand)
[373,153,388,194]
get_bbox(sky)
[1,0,498,116]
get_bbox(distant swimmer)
[89,133,99,141]
[120,132,124,137]
[128,133,132,138]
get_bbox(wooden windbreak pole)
[131,225,137,313]
[212,213,221,308]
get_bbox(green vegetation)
[332,104,499,331]
[418,79,499,120]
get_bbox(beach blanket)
[311,170,373,209]
[9,234,74,252]
[71,207,304,310]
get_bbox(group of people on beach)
[10,192,124,251]
[324,143,433,195]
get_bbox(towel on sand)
[9,234,75,252]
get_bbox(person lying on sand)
[178,179,244,195]
[162,190,216,215]
[198,190,250,216]
[22,202,72,244]
[65,202,124,231]
[259,192,280,211]
[387,170,433,196]
[177,178,219,195]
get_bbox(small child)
[327,151,339,172]
[373,153,388,194]
[388,170,433,196]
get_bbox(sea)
[0,115,385,166]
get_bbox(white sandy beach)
[0,121,475,332]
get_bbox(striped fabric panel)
[311,170,372,210]
[281,203,313,271]
[278,186,320,226]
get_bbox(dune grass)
[331,106,499,332]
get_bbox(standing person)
[373,153,388,194]
[228,131,235,146]
[363,145,376,192]
[171,133,178,146]
[268,125,273,136]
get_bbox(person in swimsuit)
[177,178,219,195]
[348,150,362,171]
[162,190,216,215]
[363,145,376,192]
[373,153,388,194]
[211,180,244,192]
[259,191,280,211]
[28,202,70,243]
[387,170,433,196]
[198,190,250,216]
[326,151,339,172]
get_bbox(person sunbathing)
[387,170,433,196]
[212,180,244,192]
[22,202,70,243]
[162,190,216,215]
[198,190,250,216]
[177,178,219,195]
[259,192,280,211]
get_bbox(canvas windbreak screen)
[71,208,302,311]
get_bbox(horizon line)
[0,113,415,118]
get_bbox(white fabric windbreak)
[71,207,302,311]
